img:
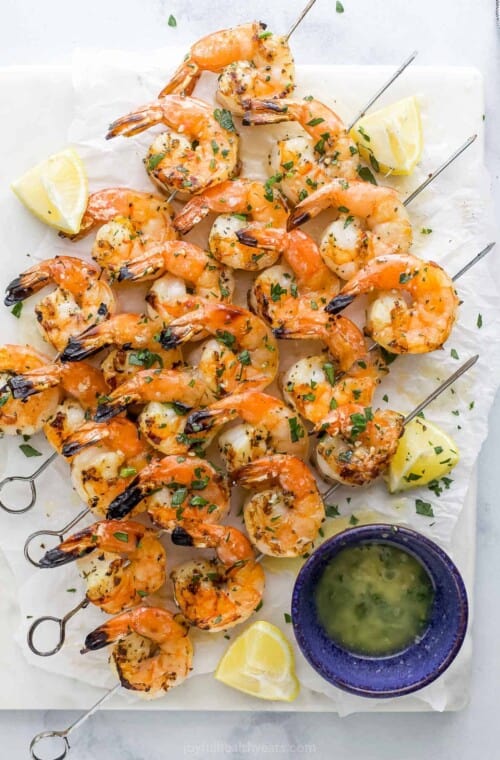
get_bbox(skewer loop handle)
[27,598,89,657]
[0,452,57,514]
[24,508,90,567]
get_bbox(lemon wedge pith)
[11,147,88,234]
[215,620,300,701]
[386,417,459,494]
[351,96,423,176]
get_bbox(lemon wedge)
[215,620,300,701]
[350,96,423,176]
[11,148,88,234]
[386,417,459,493]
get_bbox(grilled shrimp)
[243,97,358,204]
[273,304,369,374]
[171,522,265,631]
[160,22,294,115]
[61,416,153,516]
[326,254,460,354]
[160,303,279,396]
[107,455,230,527]
[106,95,240,198]
[244,226,340,327]
[69,188,177,280]
[174,179,289,271]
[60,312,176,361]
[315,404,405,486]
[184,390,309,472]
[7,359,109,453]
[4,256,116,352]
[83,606,193,695]
[282,353,380,425]
[39,520,166,614]
[117,240,234,318]
[0,345,60,435]
[287,179,413,280]
[236,454,325,557]
[93,368,212,456]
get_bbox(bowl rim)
[291,523,469,698]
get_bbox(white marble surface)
[2,0,500,757]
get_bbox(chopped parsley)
[19,443,42,458]
[357,165,377,184]
[288,416,305,443]
[415,499,434,517]
[11,302,23,318]
[167,14,177,27]
[213,108,236,132]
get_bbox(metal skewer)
[0,451,58,514]
[285,0,319,41]
[30,683,121,760]
[27,597,90,658]
[321,355,478,501]
[403,134,477,206]
[346,50,418,131]
[24,508,90,568]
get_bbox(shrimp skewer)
[106,95,240,198]
[67,188,177,280]
[160,303,279,396]
[4,256,116,352]
[184,390,309,472]
[106,455,230,526]
[287,179,413,281]
[320,355,478,499]
[173,179,289,271]
[243,97,359,204]
[82,606,193,695]
[160,23,295,116]
[171,522,265,631]
[235,454,325,558]
[326,254,460,354]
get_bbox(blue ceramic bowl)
[291,524,468,697]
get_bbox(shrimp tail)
[171,526,195,546]
[38,525,98,568]
[106,104,164,140]
[9,374,51,400]
[61,423,108,458]
[173,197,210,235]
[325,294,356,314]
[106,482,145,520]
[94,399,125,423]
[184,407,224,435]
[82,624,114,653]
[233,459,271,488]
[60,326,110,362]
[4,269,51,306]
[160,324,200,350]
[287,209,311,230]
[242,98,291,126]
[235,225,286,251]
[118,251,165,282]
[158,59,201,98]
